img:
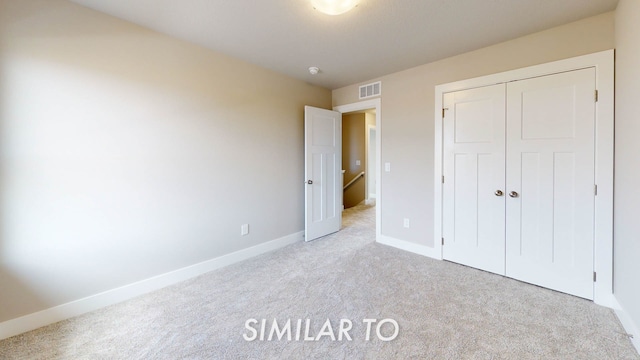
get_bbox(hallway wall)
[342,113,366,208]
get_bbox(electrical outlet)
[241,224,249,236]
[356,160,361,166]
[385,162,391,172]
[403,218,410,228]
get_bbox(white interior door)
[442,84,507,275]
[505,69,596,299]
[304,106,342,241]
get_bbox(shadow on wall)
[0,269,49,327]
[1,0,292,115]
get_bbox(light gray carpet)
[0,203,638,359]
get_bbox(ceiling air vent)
[359,81,381,99]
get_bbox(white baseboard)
[376,235,441,260]
[0,231,303,340]
[612,299,640,355]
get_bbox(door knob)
[495,190,504,196]
[307,180,313,185]
[509,191,519,198]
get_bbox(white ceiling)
[69,0,619,89]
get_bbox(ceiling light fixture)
[310,0,359,15]
[309,66,320,75]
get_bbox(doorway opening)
[334,98,381,241]
[341,110,376,209]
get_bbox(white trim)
[334,98,382,243]
[434,85,445,260]
[0,231,303,340]
[434,50,615,307]
[365,124,377,203]
[591,51,615,308]
[377,235,440,259]
[612,299,640,354]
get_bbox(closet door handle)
[509,191,519,198]
[495,190,504,196]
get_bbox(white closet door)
[442,84,506,275]
[505,68,596,299]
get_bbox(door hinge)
[442,175,445,184]
[595,90,599,102]
[442,237,445,246]
[442,108,449,118]
[594,184,598,196]
[593,272,597,282]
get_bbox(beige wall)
[342,113,366,208]
[614,0,640,344]
[333,12,615,246]
[0,0,330,322]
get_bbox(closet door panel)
[505,68,596,300]
[442,84,506,275]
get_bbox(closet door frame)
[433,50,614,307]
